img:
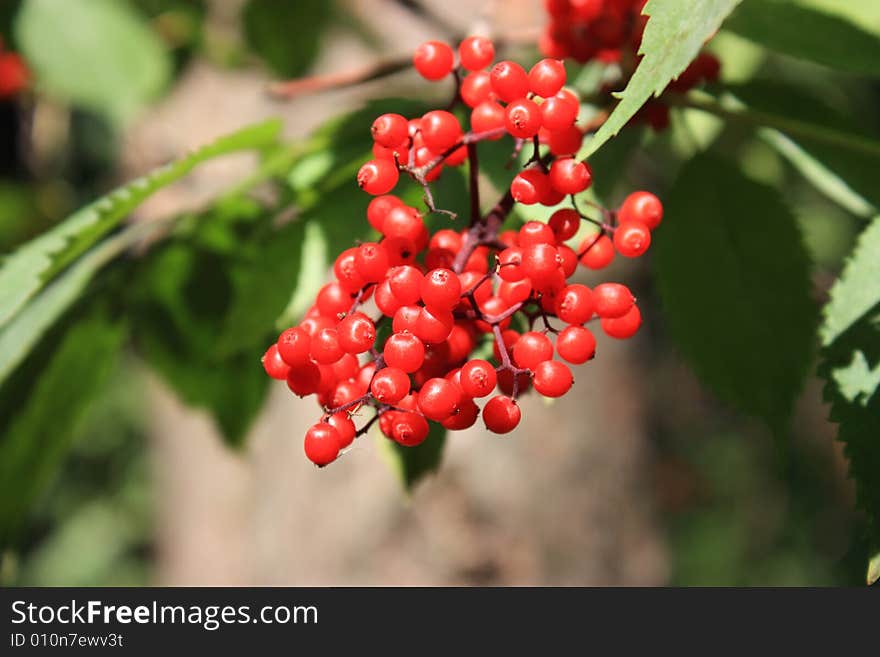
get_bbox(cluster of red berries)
[262,36,664,467]
[357,35,591,199]
[0,39,27,99]
[540,0,720,130]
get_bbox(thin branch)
[268,58,411,99]
[467,142,480,226]
[267,27,542,100]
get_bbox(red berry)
[337,312,376,353]
[299,314,333,337]
[548,208,580,242]
[557,244,578,277]
[601,305,642,339]
[521,243,560,288]
[262,344,290,380]
[277,327,311,366]
[593,283,634,319]
[483,395,521,433]
[533,360,573,397]
[505,98,543,138]
[370,366,411,404]
[392,304,421,333]
[447,323,477,362]
[459,270,493,304]
[316,282,351,318]
[613,221,652,257]
[421,268,462,310]
[326,412,356,448]
[499,278,533,306]
[414,145,443,180]
[513,331,554,369]
[388,410,430,446]
[388,265,423,304]
[618,191,663,230]
[489,60,530,102]
[383,332,426,372]
[510,168,551,205]
[414,306,455,344]
[519,220,556,247]
[420,110,462,153]
[355,242,390,282]
[498,247,525,282]
[304,423,342,466]
[366,195,404,232]
[310,327,345,364]
[545,125,584,156]
[471,101,506,136]
[459,36,495,71]
[461,70,493,107]
[413,40,454,80]
[371,113,409,148]
[430,229,463,253]
[334,247,368,293]
[528,58,566,97]
[541,92,578,131]
[417,377,461,421]
[331,353,359,381]
[357,159,399,195]
[460,359,498,398]
[555,284,595,324]
[549,157,592,194]
[375,279,403,316]
[441,398,480,430]
[287,361,322,396]
[556,325,597,364]
[475,296,512,333]
[445,145,468,166]
[578,233,615,270]
[382,206,427,247]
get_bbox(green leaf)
[218,220,307,355]
[820,311,880,543]
[654,153,816,428]
[0,313,127,547]
[243,0,331,77]
[579,0,742,158]
[587,125,646,204]
[721,81,880,217]
[724,0,880,76]
[378,422,447,491]
[821,216,880,346]
[132,242,268,445]
[868,551,880,586]
[818,215,880,534]
[0,228,139,386]
[276,220,329,329]
[16,0,172,123]
[0,118,282,331]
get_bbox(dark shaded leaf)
[654,153,816,428]
[725,0,880,76]
[819,216,880,543]
[243,0,331,77]
[0,313,127,547]
[380,422,447,491]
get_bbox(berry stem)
[492,323,530,399]
[354,409,383,438]
[467,141,480,226]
